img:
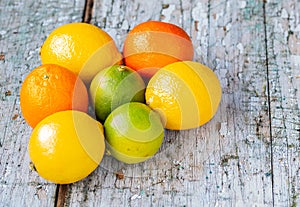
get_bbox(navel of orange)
[20,64,89,128]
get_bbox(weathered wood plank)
[64,0,275,206]
[207,0,274,205]
[1,0,298,206]
[0,0,85,206]
[265,1,300,206]
[64,0,214,206]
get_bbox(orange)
[40,22,122,83]
[20,64,88,128]
[145,61,222,130]
[28,110,105,184]
[123,21,194,78]
[89,65,145,123]
[104,102,164,164]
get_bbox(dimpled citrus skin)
[89,65,145,123]
[146,61,222,130]
[28,110,105,184]
[123,21,194,78]
[104,102,164,164]
[40,22,122,83]
[20,64,88,128]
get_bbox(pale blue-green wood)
[0,0,85,206]
[65,0,277,206]
[266,1,300,206]
[1,0,299,206]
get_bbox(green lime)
[104,102,164,164]
[89,65,145,122]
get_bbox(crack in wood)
[54,184,69,207]
[82,0,94,23]
[262,1,275,205]
[52,1,96,206]
[1,0,298,205]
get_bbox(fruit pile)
[20,21,221,184]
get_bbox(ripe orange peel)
[124,31,194,60]
[20,64,89,128]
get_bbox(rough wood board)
[0,0,299,206]
[207,0,273,205]
[0,0,85,206]
[265,0,300,206]
[64,0,275,206]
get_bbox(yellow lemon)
[28,110,105,184]
[40,22,122,83]
[145,61,222,130]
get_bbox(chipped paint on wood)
[0,0,299,206]
[0,0,85,206]
[265,1,300,206]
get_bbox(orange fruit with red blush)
[123,21,194,78]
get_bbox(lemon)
[89,65,145,123]
[104,102,164,164]
[146,61,222,130]
[28,110,105,184]
[40,22,122,83]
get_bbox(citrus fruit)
[146,61,222,130]
[104,102,164,164]
[89,65,145,123]
[40,22,122,83]
[28,110,105,184]
[123,21,194,78]
[20,64,88,128]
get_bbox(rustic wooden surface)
[0,0,299,206]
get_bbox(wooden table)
[1,0,299,206]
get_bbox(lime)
[89,65,145,123]
[104,102,164,164]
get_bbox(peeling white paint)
[281,9,288,18]
[192,2,207,22]
[226,23,232,31]
[239,1,247,9]
[161,4,176,22]
[1,0,300,207]
[219,122,228,138]
[237,43,244,54]
[121,20,129,30]
[130,194,141,200]
[0,30,6,36]
[290,55,300,66]
[294,24,300,32]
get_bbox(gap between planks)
[54,1,95,206]
[82,0,94,23]
[262,1,275,206]
[54,185,69,207]
[54,0,279,206]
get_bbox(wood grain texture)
[0,0,299,206]
[207,0,273,205]
[63,0,276,206]
[0,0,85,206]
[265,1,300,206]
